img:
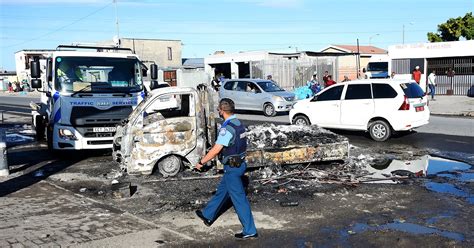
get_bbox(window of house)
[345,84,372,100]
[167,47,172,61]
[316,85,343,101]
[373,83,398,98]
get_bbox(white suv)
[289,79,430,141]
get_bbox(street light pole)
[402,22,413,45]
[369,33,379,46]
[402,24,405,44]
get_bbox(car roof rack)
[56,45,133,53]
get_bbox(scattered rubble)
[246,123,347,149]
[111,182,133,198]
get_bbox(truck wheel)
[34,116,45,141]
[157,155,182,177]
[47,125,54,151]
[293,115,310,125]
[369,120,391,142]
[263,103,276,117]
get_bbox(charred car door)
[129,92,197,173]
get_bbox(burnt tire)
[157,155,182,177]
[293,115,310,125]
[263,103,276,117]
[369,120,391,142]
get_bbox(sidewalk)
[428,95,474,117]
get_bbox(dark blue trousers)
[202,162,257,235]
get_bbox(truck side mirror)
[150,64,158,80]
[30,60,41,78]
[31,79,42,89]
[149,81,158,90]
[142,68,147,77]
[46,59,53,82]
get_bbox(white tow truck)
[29,45,159,151]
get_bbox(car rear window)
[400,82,424,98]
[373,83,398,98]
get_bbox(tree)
[427,12,473,42]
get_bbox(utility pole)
[356,38,360,78]
[114,0,120,45]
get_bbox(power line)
[0,26,431,35]
[0,2,113,48]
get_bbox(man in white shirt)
[427,70,436,100]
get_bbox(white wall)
[389,40,474,59]
[177,69,211,88]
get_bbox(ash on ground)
[246,124,348,149]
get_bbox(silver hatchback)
[219,79,295,116]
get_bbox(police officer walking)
[195,99,258,240]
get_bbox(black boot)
[234,232,259,240]
[195,210,213,227]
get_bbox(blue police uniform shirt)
[216,115,236,147]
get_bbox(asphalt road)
[1,95,473,154]
[236,111,474,155]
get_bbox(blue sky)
[0,0,472,70]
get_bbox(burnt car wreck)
[112,86,349,177]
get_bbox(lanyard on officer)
[221,117,232,128]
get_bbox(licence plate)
[93,127,117,133]
[415,106,424,112]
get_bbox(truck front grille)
[70,106,132,126]
[87,140,113,145]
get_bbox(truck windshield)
[367,62,388,72]
[55,56,142,94]
[257,80,284,92]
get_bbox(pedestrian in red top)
[326,75,336,87]
[412,66,421,84]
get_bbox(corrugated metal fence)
[427,56,473,95]
[250,57,337,90]
[434,75,474,95]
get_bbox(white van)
[289,79,430,141]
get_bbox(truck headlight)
[59,128,77,140]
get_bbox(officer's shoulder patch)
[219,128,227,136]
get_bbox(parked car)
[219,79,295,116]
[289,79,430,141]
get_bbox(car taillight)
[399,96,410,110]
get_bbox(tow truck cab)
[30,45,149,150]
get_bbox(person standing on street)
[428,70,436,100]
[325,75,337,87]
[322,71,329,86]
[195,99,258,240]
[412,66,422,84]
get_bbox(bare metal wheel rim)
[294,118,307,125]
[162,156,180,173]
[265,105,274,115]
[372,124,387,139]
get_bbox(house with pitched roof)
[320,45,387,80]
